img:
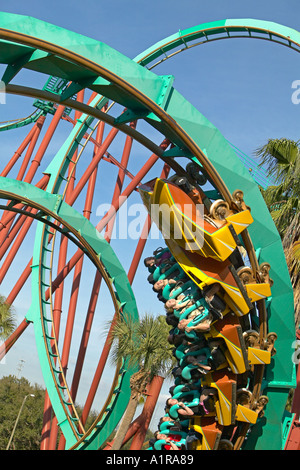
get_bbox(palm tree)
[0,295,16,340]
[255,138,300,324]
[108,313,176,450]
[256,138,300,236]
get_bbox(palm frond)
[108,312,176,381]
[257,138,300,326]
[255,138,300,184]
[0,295,16,340]
[292,241,300,262]
[108,313,141,368]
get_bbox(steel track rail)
[134,20,300,69]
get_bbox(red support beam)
[0,208,39,283]
[80,314,116,427]
[24,106,65,185]
[0,173,49,248]
[0,318,30,361]
[69,127,120,206]
[127,162,170,285]
[284,415,300,450]
[104,121,136,241]
[57,119,107,449]
[72,127,160,423]
[0,207,37,260]
[0,116,46,243]
[130,375,164,450]
[44,92,86,450]
[75,127,136,427]
[61,116,105,378]
[16,116,45,181]
[0,117,42,177]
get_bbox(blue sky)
[1,0,300,429]
[1,0,300,154]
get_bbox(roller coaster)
[0,13,299,450]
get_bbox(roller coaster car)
[235,388,259,424]
[188,416,223,450]
[205,315,250,374]
[153,429,187,450]
[237,266,272,302]
[165,238,271,317]
[200,370,258,427]
[188,405,257,451]
[139,177,253,262]
[201,370,237,426]
[243,330,276,366]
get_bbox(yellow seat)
[190,417,222,450]
[244,282,272,303]
[206,320,249,374]
[201,371,237,426]
[248,347,271,366]
[235,404,258,424]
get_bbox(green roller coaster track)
[0,177,139,449]
[0,14,297,449]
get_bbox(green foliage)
[256,138,300,238]
[0,295,16,340]
[109,313,176,381]
[256,138,300,184]
[0,375,45,450]
[256,137,300,324]
[292,241,300,262]
[0,375,99,450]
